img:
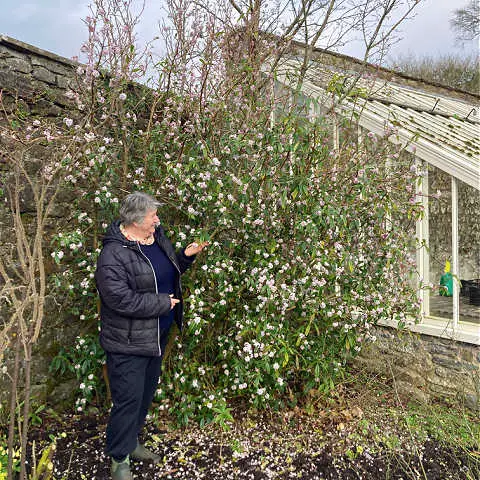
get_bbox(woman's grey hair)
[119,191,160,226]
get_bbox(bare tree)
[451,0,480,41]
[0,118,73,479]
[185,1,421,67]
[157,0,422,103]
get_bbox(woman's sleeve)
[95,251,171,318]
[176,248,196,274]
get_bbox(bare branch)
[451,0,480,41]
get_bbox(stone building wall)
[0,35,478,411]
[355,326,479,411]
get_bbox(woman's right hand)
[169,294,180,309]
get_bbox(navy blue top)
[140,241,176,330]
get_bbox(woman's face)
[137,209,159,237]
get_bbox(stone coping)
[0,34,80,68]
[2,33,478,103]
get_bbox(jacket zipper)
[167,252,181,273]
[127,320,133,345]
[158,240,183,314]
[136,242,162,357]
[158,237,181,274]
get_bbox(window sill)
[378,316,480,345]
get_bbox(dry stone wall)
[0,35,77,118]
[0,35,478,411]
[354,327,479,411]
[0,36,80,407]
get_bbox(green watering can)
[439,260,453,297]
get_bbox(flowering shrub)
[46,84,422,426]
[136,95,422,424]
[0,0,423,430]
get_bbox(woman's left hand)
[184,241,210,257]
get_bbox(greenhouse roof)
[272,54,480,190]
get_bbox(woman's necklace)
[120,223,155,245]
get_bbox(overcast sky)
[1,0,478,65]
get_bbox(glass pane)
[293,91,309,116]
[274,81,291,118]
[393,150,418,290]
[338,116,359,148]
[428,165,452,319]
[458,180,480,325]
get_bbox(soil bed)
[27,401,478,480]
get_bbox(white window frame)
[380,160,479,345]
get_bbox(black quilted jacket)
[95,220,195,356]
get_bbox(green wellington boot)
[130,441,162,463]
[111,456,133,480]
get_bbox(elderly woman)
[95,191,208,480]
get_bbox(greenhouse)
[272,49,480,345]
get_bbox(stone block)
[430,367,474,393]
[0,93,19,113]
[48,378,78,406]
[30,383,48,405]
[5,56,31,74]
[431,355,463,370]
[353,356,389,376]
[30,98,63,117]
[0,69,35,96]
[0,45,29,61]
[459,347,474,362]
[427,341,458,356]
[32,66,56,85]
[432,367,453,383]
[33,84,69,105]
[435,366,452,379]
[15,98,31,115]
[464,393,479,411]
[460,362,480,373]
[0,44,11,58]
[56,74,71,89]
[390,354,412,369]
[429,382,457,396]
[395,380,430,405]
[31,56,74,76]
[397,341,421,355]
[453,373,476,391]
[395,367,426,387]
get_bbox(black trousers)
[105,328,171,460]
